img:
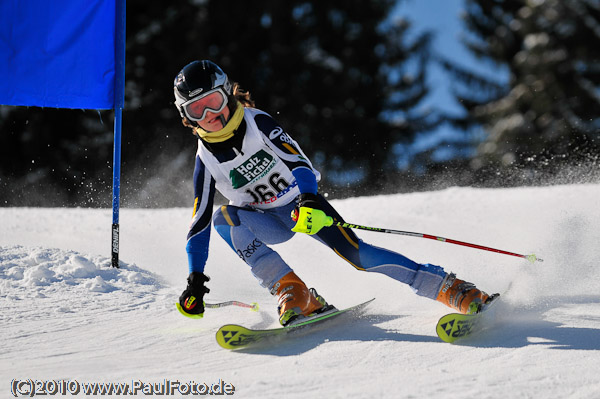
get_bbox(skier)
[175,60,495,326]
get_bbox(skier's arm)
[186,154,216,274]
[177,154,215,319]
[253,113,327,234]
[291,166,317,195]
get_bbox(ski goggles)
[182,88,229,122]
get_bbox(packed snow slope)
[1,184,599,398]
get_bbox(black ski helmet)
[173,60,234,123]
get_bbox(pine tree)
[445,0,600,170]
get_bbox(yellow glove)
[290,194,334,235]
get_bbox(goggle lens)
[184,89,228,121]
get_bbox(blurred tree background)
[441,0,600,181]
[0,0,598,208]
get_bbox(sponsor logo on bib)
[229,150,276,189]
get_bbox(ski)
[216,298,375,350]
[435,294,501,343]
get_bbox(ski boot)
[436,273,492,314]
[271,271,327,326]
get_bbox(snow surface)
[1,184,599,398]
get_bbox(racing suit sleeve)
[186,154,216,274]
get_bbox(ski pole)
[205,301,260,311]
[326,219,543,263]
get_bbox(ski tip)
[251,302,260,312]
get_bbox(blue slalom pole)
[111,108,122,268]
[111,0,126,268]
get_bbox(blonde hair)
[181,82,255,129]
[233,82,255,108]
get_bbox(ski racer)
[174,60,496,326]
